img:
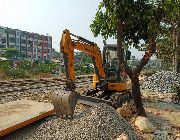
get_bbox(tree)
[90,0,170,116]
[74,52,93,74]
[2,48,20,59]
[157,0,180,72]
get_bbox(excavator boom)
[60,29,106,90]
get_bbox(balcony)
[21,36,26,40]
[43,50,47,53]
[9,34,15,38]
[27,38,33,42]
[37,49,42,53]
[38,40,42,43]
[0,44,6,48]
[9,42,16,46]
[9,45,16,48]
[21,43,26,46]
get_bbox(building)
[0,26,52,60]
[0,27,7,54]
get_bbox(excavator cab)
[103,45,119,81]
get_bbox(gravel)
[3,103,140,140]
[141,71,180,93]
[1,78,140,140]
[0,86,58,104]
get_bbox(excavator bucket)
[52,89,79,119]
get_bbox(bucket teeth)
[52,90,79,119]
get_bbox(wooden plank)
[0,99,54,136]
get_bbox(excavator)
[52,29,132,119]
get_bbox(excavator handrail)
[70,33,94,45]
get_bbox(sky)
[0,0,144,58]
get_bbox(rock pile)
[4,103,140,140]
[141,71,180,93]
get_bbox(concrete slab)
[0,99,54,136]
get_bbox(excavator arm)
[60,29,106,90]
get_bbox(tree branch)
[135,36,156,74]
[117,20,133,78]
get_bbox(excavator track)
[78,95,113,107]
[81,90,132,108]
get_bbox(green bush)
[6,68,31,79]
[18,60,32,70]
[33,63,58,74]
[0,60,60,79]
[0,60,12,70]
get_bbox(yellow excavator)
[52,29,132,119]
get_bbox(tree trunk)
[131,74,147,116]
[175,22,179,73]
[117,20,124,74]
[117,20,147,116]
[172,26,176,71]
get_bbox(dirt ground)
[133,90,180,140]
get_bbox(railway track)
[0,75,92,94]
[0,74,131,109]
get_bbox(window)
[22,54,26,58]
[38,42,42,46]
[21,39,26,44]
[10,45,16,48]
[21,46,26,51]
[48,44,51,48]
[0,45,6,48]
[1,38,6,44]
[34,41,38,46]
[38,48,41,53]
[9,30,15,35]
[9,38,16,43]
[17,31,20,36]
[28,47,32,52]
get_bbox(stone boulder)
[135,116,156,133]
